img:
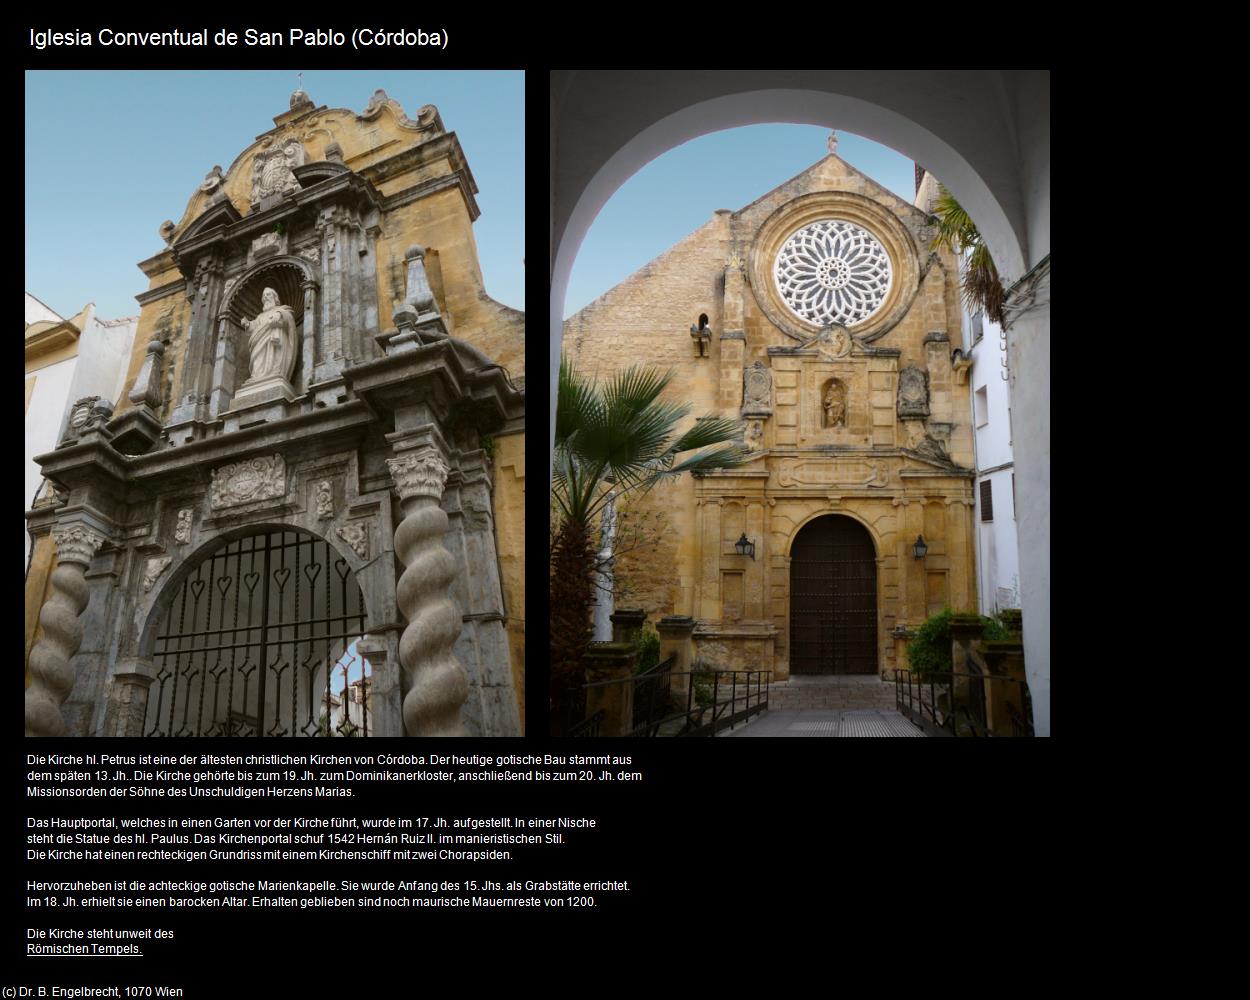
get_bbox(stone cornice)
[381,172,481,221]
[134,281,184,307]
[345,339,523,430]
[24,321,81,362]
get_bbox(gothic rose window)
[773,220,892,327]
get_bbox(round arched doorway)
[789,515,877,675]
[143,528,370,737]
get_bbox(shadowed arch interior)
[789,515,877,674]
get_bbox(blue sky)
[564,125,915,318]
[24,71,524,321]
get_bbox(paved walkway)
[724,708,925,737]
[720,675,925,737]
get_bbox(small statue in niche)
[744,420,764,452]
[690,315,712,357]
[241,288,298,389]
[823,380,846,428]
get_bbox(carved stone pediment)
[210,455,286,509]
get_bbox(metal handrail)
[578,669,771,737]
[894,668,1033,737]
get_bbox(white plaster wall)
[966,311,1020,615]
[1008,299,1049,736]
[24,305,138,569]
[25,293,62,326]
[71,310,139,425]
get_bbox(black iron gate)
[789,516,877,674]
[145,529,369,736]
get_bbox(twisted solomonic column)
[25,524,107,736]
[386,450,468,736]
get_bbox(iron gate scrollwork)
[145,529,370,736]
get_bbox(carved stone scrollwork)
[50,524,108,567]
[143,556,173,592]
[25,524,107,737]
[386,451,450,501]
[337,522,369,560]
[174,509,193,544]
[60,396,114,446]
[897,366,930,418]
[316,481,334,519]
[742,361,773,418]
[250,139,305,209]
[210,455,286,509]
[386,450,468,736]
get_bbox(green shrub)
[632,623,659,675]
[907,607,1009,677]
[692,671,715,708]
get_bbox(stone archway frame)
[779,507,891,679]
[749,190,921,344]
[137,520,369,660]
[130,522,376,737]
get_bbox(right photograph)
[550,71,1050,738]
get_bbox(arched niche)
[217,256,318,409]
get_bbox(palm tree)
[550,357,745,732]
[929,187,1006,326]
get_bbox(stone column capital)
[50,523,107,567]
[387,449,450,501]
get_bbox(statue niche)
[822,378,847,429]
[232,287,299,407]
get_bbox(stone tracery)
[773,219,892,327]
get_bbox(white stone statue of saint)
[244,288,296,384]
[234,287,298,406]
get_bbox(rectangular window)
[974,386,989,428]
[970,310,984,344]
[980,479,994,522]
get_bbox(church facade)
[25,87,524,737]
[563,139,976,679]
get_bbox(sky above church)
[24,70,524,321]
[564,125,915,319]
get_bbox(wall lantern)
[735,533,756,560]
[912,535,928,560]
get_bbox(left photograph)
[25,71,525,737]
